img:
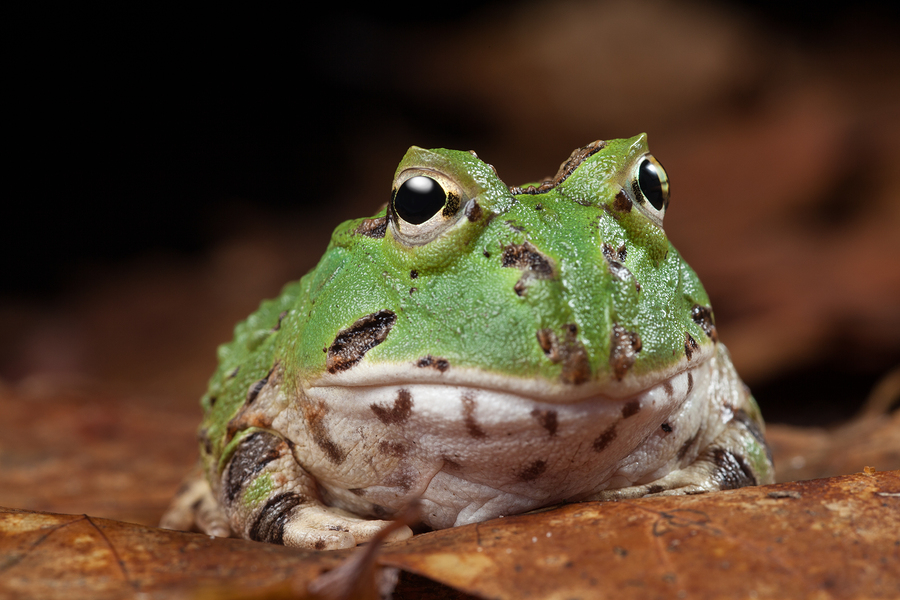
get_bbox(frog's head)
[286,134,717,402]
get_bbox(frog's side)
[161,135,774,550]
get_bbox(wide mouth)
[307,345,713,405]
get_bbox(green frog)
[161,135,774,550]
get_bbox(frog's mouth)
[308,344,714,405]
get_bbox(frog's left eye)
[390,169,465,245]
[394,176,447,224]
[633,155,670,222]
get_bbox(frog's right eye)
[394,176,447,224]
[390,169,466,245]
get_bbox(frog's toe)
[282,506,413,550]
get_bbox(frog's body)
[162,135,773,550]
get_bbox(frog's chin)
[307,344,717,404]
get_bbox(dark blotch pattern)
[246,370,272,405]
[370,389,413,426]
[355,216,387,239]
[662,380,674,397]
[647,485,665,494]
[612,190,633,213]
[462,394,486,439]
[677,432,700,461]
[502,241,555,296]
[378,440,407,457]
[593,425,617,453]
[410,269,418,279]
[272,311,288,332]
[536,326,590,384]
[326,310,396,373]
[609,324,642,380]
[621,400,641,419]
[684,333,699,360]
[248,492,304,545]
[661,423,673,433]
[416,355,450,371]
[302,401,345,464]
[712,448,758,489]
[602,243,639,290]
[509,140,606,195]
[530,409,558,436]
[518,460,548,482]
[691,305,718,342]
[465,200,484,222]
[225,431,284,502]
[687,372,694,397]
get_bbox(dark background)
[5,1,900,426]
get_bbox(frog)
[161,134,774,550]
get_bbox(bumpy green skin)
[202,136,713,464]
[164,134,773,549]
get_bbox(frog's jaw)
[287,356,720,530]
[305,341,715,404]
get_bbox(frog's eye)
[633,155,670,223]
[394,176,447,224]
[390,169,465,245]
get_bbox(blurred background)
[3,0,899,432]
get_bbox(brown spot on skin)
[314,539,327,550]
[416,355,450,371]
[410,269,418,279]
[249,492,304,545]
[409,287,416,295]
[536,329,559,360]
[272,311,288,332]
[482,250,491,258]
[246,368,274,404]
[302,401,345,464]
[535,203,543,211]
[226,411,274,444]
[465,200,483,222]
[518,460,548,482]
[326,310,396,373]
[370,389,413,425]
[442,191,461,217]
[501,241,554,277]
[229,367,240,378]
[601,243,639,290]
[199,429,213,455]
[348,488,366,496]
[442,457,462,471]
[509,140,607,196]
[209,395,218,406]
[593,424,617,452]
[691,305,718,342]
[732,408,774,465]
[687,372,694,396]
[621,400,641,419]
[612,190,633,213]
[677,432,700,461]
[462,394,486,439]
[661,423,673,433]
[514,280,527,296]
[685,333,698,360]
[662,380,674,397]
[225,432,285,502]
[609,324,642,380]
[537,325,590,384]
[531,409,558,436]
[355,216,387,239]
[560,324,590,384]
[712,448,758,489]
[378,440,407,457]
[372,505,391,520]
[647,485,665,494]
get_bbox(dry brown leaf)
[2,471,898,599]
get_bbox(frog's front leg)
[217,428,412,550]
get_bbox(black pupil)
[394,176,446,224]
[638,159,666,211]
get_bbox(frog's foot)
[220,428,413,550]
[587,407,774,501]
[279,505,413,550]
[160,463,231,537]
